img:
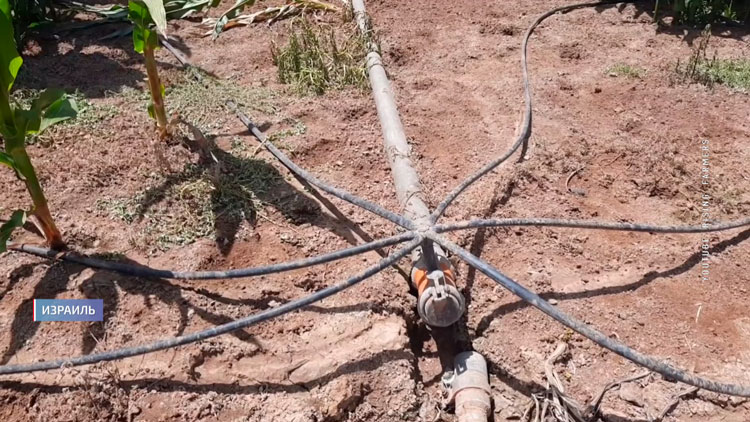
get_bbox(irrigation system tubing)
[352,0,432,231]
[0,0,748,402]
[230,101,415,230]
[9,232,415,280]
[0,238,421,375]
[7,216,748,281]
[430,232,750,397]
[163,41,414,230]
[435,217,750,234]
[430,0,630,223]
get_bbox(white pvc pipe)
[351,4,490,422]
[352,0,432,230]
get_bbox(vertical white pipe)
[351,0,432,230]
[351,5,489,422]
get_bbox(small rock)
[548,299,559,305]
[618,383,645,407]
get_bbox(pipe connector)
[411,247,465,327]
[446,351,491,422]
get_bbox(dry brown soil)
[1,1,749,421]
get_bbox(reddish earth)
[1,0,749,421]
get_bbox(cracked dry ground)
[1,0,750,421]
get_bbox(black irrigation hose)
[430,0,638,223]
[9,232,415,280]
[0,238,421,375]
[432,233,750,397]
[435,217,750,234]
[231,103,416,230]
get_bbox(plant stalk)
[144,43,169,139]
[7,138,64,249]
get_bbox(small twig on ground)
[651,386,699,422]
[601,153,624,167]
[566,167,586,196]
[524,342,586,422]
[695,304,703,324]
[584,370,651,419]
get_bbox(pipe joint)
[446,351,491,422]
[411,244,465,327]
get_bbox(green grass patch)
[271,18,368,95]
[606,63,647,79]
[674,28,750,93]
[168,67,278,134]
[690,58,750,92]
[97,155,282,253]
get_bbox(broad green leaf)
[15,90,78,135]
[0,150,13,169]
[66,2,128,19]
[142,0,168,35]
[132,24,158,54]
[71,0,216,22]
[0,209,26,253]
[0,0,10,18]
[31,88,68,112]
[0,3,22,93]
[13,108,40,137]
[132,24,147,53]
[38,95,78,134]
[130,1,160,54]
[129,0,152,30]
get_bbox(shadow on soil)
[473,228,750,337]
[134,128,410,260]
[0,349,414,396]
[593,1,750,45]
[17,24,190,97]
[0,257,266,365]
[0,258,406,366]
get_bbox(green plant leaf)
[142,0,168,34]
[38,94,78,134]
[130,1,161,54]
[129,0,150,28]
[0,0,10,18]
[0,209,26,253]
[66,2,128,19]
[0,2,22,93]
[132,24,159,54]
[0,150,14,169]
[14,89,78,135]
[12,108,40,136]
[132,25,146,54]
